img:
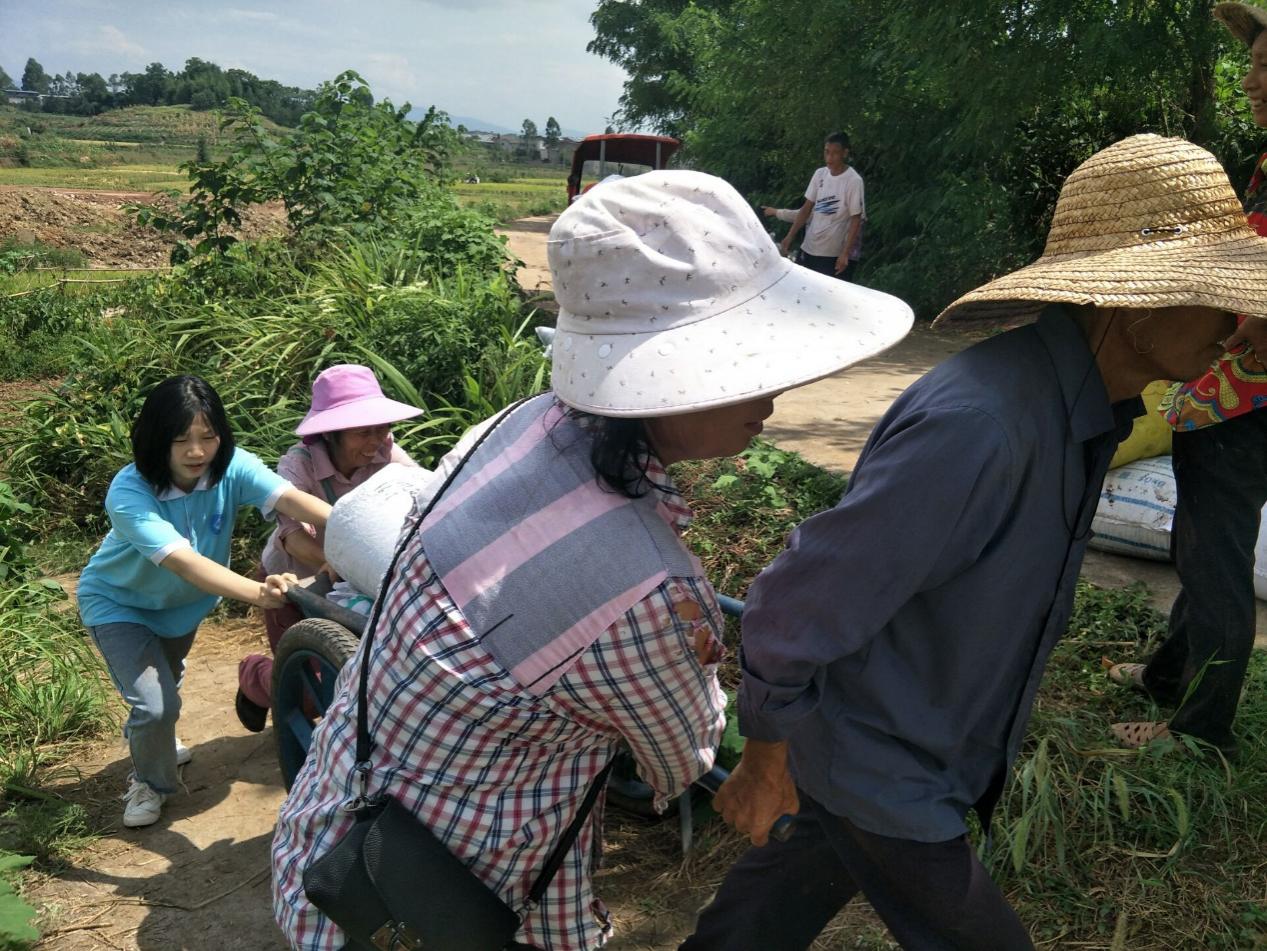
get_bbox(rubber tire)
[272,618,360,790]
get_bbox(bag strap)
[522,759,613,914]
[344,392,617,915]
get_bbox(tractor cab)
[566,133,681,203]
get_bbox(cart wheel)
[272,618,360,790]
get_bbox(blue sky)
[2,0,631,134]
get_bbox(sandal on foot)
[1102,658,1148,689]
[1110,721,1172,748]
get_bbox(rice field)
[0,164,189,193]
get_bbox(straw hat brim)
[933,233,1267,329]
[1214,2,1267,46]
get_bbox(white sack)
[1088,456,1176,562]
[324,463,434,597]
[1255,509,1267,601]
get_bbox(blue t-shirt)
[78,448,291,637]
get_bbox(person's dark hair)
[560,409,659,498]
[825,131,851,150]
[131,375,235,493]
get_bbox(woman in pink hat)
[235,364,423,732]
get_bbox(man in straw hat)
[1104,2,1267,758]
[681,134,1265,950]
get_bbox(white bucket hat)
[547,170,914,417]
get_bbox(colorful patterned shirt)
[1164,151,1267,430]
[271,460,727,951]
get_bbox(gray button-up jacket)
[739,306,1141,842]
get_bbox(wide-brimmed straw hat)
[1214,2,1267,46]
[295,364,423,439]
[934,134,1267,328]
[548,170,913,417]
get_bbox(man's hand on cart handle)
[707,740,799,846]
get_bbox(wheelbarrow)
[270,582,793,850]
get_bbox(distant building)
[461,129,577,165]
[3,89,73,106]
[4,89,42,106]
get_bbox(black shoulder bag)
[302,397,612,951]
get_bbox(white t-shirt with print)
[800,165,865,258]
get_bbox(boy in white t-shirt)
[763,132,865,280]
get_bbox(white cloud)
[73,24,146,58]
[223,8,282,22]
[362,52,420,102]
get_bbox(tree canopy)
[20,58,50,94]
[5,55,316,124]
[590,0,1261,317]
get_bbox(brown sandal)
[1102,658,1148,689]
[1110,721,1172,748]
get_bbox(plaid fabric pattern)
[272,464,726,951]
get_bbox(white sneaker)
[121,778,165,828]
[175,740,192,766]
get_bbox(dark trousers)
[796,250,858,281]
[679,793,1033,951]
[1143,409,1267,752]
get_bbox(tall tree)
[520,118,539,140]
[21,57,50,93]
[0,64,14,89]
[544,116,562,149]
[590,0,1238,319]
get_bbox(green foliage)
[672,441,847,662]
[132,71,461,260]
[0,852,38,948]
[0,235,530,528]
[590,0,1263,319]
[0,582,113,754]
[0,238,85,274]
[0,483,34,583]
[984,583,1267,947]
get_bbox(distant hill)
[406,108,590,139]
[446,114,515,134]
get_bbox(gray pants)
[89,622,196,794]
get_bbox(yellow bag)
[1109,380,1173,469]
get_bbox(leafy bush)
[131,71,462,260]
[0,240,539,528]
[0,239,86,274]
[0,483,34,583]
[0,852,37,949]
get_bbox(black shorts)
[797,250,858,281]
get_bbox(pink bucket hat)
[294,364,424,439]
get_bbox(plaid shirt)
[272,463,727,951]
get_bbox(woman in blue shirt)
[78,376,333,828]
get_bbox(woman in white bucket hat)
[272,170,913,951]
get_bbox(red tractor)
[566,133,681,203]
